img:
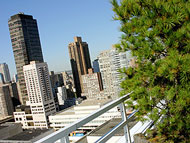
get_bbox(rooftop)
[90,117,137,136]
[9,13,33,21]
[55,99,112,116]
[5,129,51,141]
[0,126,7,130]
[76,99,112,106]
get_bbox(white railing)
[35,92,134,143]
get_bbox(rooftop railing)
[35,92,136,143]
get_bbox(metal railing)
[35,92,134,143]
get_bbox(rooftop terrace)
[55,99,112,116]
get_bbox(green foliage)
[111,0,190,142]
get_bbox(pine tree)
[111,0,190,142]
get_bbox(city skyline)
[0,0,121,77]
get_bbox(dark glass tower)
[68,37,92,97]
[8,13,44,104]
[93,59,100,73]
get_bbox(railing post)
[119,102,131,143]
[60,136,69,143]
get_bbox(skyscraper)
[57,86,67,105]
[93,59,100,73]
[14,61,56,129]
[68,37,92,97]
[0,63,11,83]
[0,84,14,118]
[98,46,128,99]
[81,68,104,99]
[8,13,44,104]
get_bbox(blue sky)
[0,0,122,77]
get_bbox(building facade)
[49,71,64,89]
[81,68,104,99]
[7,82,20,107]
[8,13,44,105]
[62,71,74,89]
[61,71,75,98]
[57,86,67,105]
[49,71,64,111]
[0,85,14,118]
[14,61,56,129]
[68,37,92,97]
[0,63,11,83]
[49,99,120,130]
[92,59,100,73]
[98,47,128,99]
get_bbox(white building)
[14,61,56,129]
[49,99,121,130]
[98,47,128,99]
[57,86,67,105]
[0,63,11,83]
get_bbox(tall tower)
[0,85,14,118]
[68,37,92,97]
[8,13,44,104]
[0,63,11,83]
[92,59,100,73]
[98,46,128,99]
[81,68,104,99]
[19,61,55,129]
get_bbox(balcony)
[35,92,153,143]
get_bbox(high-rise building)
[57,86,67,105]
[81,68,104,99]
[0,82,20,108]
[61,71,75,99]
[49,71,64,89]
[14,61,56,129]
[8,13,44,105]
[0,84,14,118]
[5,82,20,107]
[0,63,11,83]
[49,71,64,111]
[62,72,68,86]
[93,59,100,73]
[68,37,92,97]
[98,47,128,99]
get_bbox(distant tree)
[111,0,190,142]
